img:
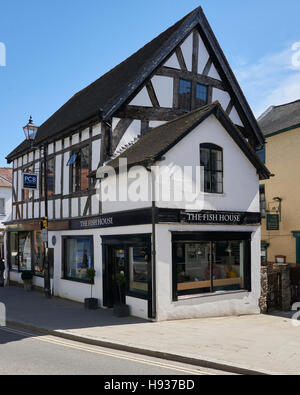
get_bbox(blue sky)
[1,0,300,166]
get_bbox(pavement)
[1,285,300,375]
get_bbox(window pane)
[47,158,55,196]
[33,231,45,276]
[41,159,55,197]
[211,149,223,171]
[18,232,32,271]
[80,146,90,191]
[204,170,212,192]
[200,148,210,169]
[212,241,245,292]
[195,84,208,108]
[211,172,223,194]
[176,242,212,295]
[179,79,192,111]
[64,238,93,281]
[129,247,149,295]
[9,232,19,271]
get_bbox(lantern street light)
[23,116,38,141]
[23,116,51,298]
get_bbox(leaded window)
[200,143,223,194]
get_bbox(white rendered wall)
[155,114,260,213]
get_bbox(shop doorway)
[105,246,127,307]
[102,235,152,318]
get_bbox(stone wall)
[260,263,291,313]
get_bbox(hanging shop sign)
[22,173,38,190]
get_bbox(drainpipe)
[146,164,157,321]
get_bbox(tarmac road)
[0,325,233,376]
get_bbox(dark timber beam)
[111,118,133,152]
[202,58,212,76]
[192,30,199,74]
[156,66,226,91]
[116,106,186,122]
[175,47,188,71]
[146,81,160,108]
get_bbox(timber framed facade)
[5,7,269,321]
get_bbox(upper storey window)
[179,79,192,111]
[41,158,55,198]
[200,143,223,194]
[195,83,208,108]
[71,146,90,193]
[178,79,208,111]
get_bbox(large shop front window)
[63,237,94,282]
[173,233,251,300]
[9,231,45,274]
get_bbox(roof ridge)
[273,99,300,109]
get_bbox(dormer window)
[200,143,223,194]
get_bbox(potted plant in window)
[21,270,33,292]
[84,268,98,310]
[113,272,130,317]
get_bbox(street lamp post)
[23,116,51,298]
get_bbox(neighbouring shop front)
[8,229,45,275]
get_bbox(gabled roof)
[7,6,264,162]
[258,99,300,136]
[0,167,12,187]
[33,9,195,145]
[105,102,271,180]
[30,7,264,145]
[6,140,31,163]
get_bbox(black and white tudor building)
[6,7,270,320]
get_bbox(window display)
[173,234,250,298]
[64,237,93,282]
[129,247,149,295]
[18,232,32,271]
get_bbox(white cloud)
[234,44,300,117]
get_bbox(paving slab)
[1,286,299,375]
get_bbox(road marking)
[0,326,214,375]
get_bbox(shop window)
[18,232,32,271]
[200,143,223,194]
[129,247,149,296]
[173,234,250,299]
[8,231,46,275]
[71,146,90,193]
[33,231,45,276]
[9,232,19,271]
[63,237,94,282]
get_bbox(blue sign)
[23,173,38,190]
